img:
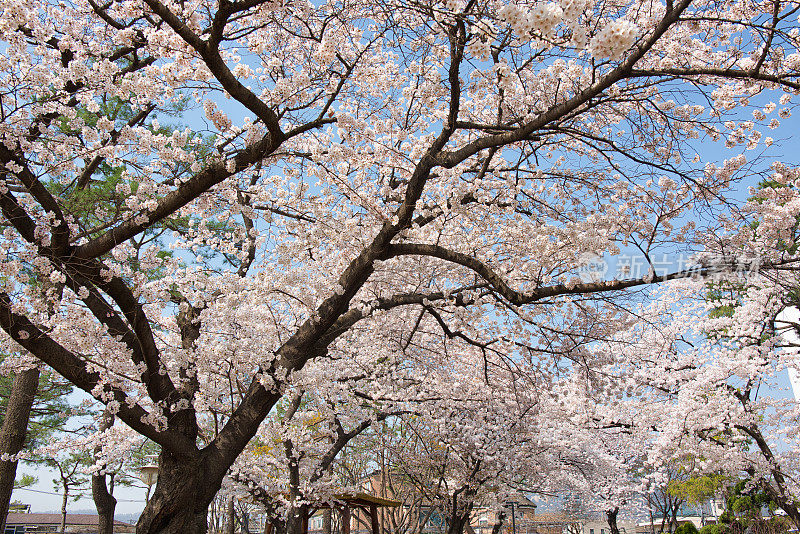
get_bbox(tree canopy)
[0,0,799,532]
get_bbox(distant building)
[636,499,726,534]
[3,512,134,534]
[472,497,538,534]
[581,519,638,534]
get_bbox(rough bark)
[606,508,620,534]
[93,409,117,534]
[342,506,351,534]
[134,300,277,534]
[135,450,218,534]
[0,367,39,533]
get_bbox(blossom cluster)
[588,19,639,59]
[498,2,565,37]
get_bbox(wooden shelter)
[311,492,401,534]
[266,492,401,534]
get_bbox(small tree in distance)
[48,451,90,534]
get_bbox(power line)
[13,486,145,502]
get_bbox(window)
[590,529,594,534]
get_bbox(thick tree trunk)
[267,515,286,534]
[93,409,117,534]
[0,367,39,533]
[606,508,620,534]
[135,451,217,534]
[134,370,283,534]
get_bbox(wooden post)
[370,504,379,534]
[342,507,351,534]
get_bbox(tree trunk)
[93,474,117,534]
[447,493,476,534]
[446,471,478,534]
[225,496,235,534]
[93,409,117,534]
[491,512,506,534]
[0,367,39,533]
[135,451,216,534]
[134,380,283,534]
[448,512,473,534]
[323,509,332,534]
[274,504,308,534]
[669,505,679,534]
[60,482,69,533]
[648,505,657,534]
[606,508,620,534]
[282,439,306,534]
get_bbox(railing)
[473,522,549,534]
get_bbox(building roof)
[331,492,402,508]
[5,513,132,527]
[529,512,573,524]
[505,494,538,508]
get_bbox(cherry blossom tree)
[587,171,800,530]
[0,0,799,532]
